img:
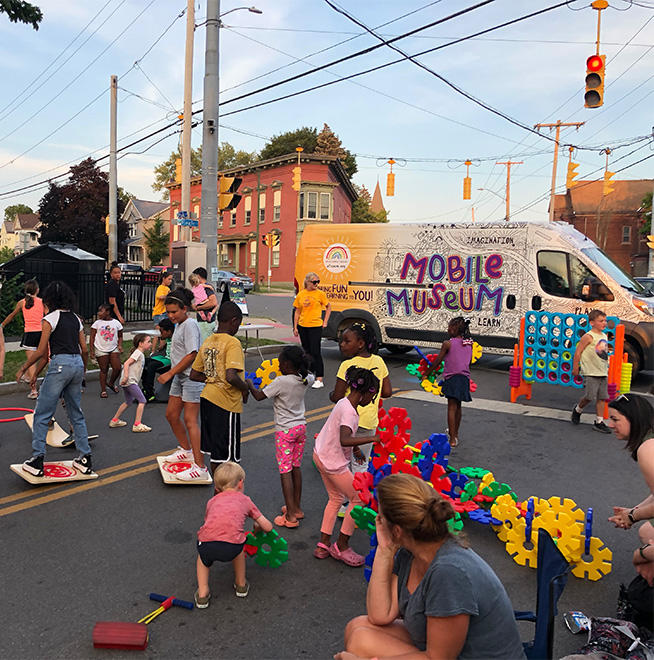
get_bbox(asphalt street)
[0,293,652,659]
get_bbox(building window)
[220,244,229,267]
[273,190,281,222]
[193,204,200,220]
[307,192,317,219]
[621,226,631,244]
[218,214,223,229]
[244,196,251,225]
[250,241,257,267]
[259,208,265,224]
[230,211,237,228]
[320,192,330,220]
[258,193,266,224]
[272,242,280,267]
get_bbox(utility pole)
[495,160,522,221]
[254,167,261,292]
[180,0,195,243]
[108,74,118,264]
[200,0,220,282]
[534,120,585,222]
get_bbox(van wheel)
[385,345,413,355]
[624,340,642,375]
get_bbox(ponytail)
[24,279,38,309]
[279,345,314,384]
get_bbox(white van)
[294,221,654,372]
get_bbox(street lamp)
[200,2,262,285]
[477,187,505,202]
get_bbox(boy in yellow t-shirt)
[190,301,249,472]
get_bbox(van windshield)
[581,247,647,295]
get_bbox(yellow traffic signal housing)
[262,232,280,248]
[463,176,471,200]
[219,176,242,212]
[603,170,615,196]
[584,54,605,108]
[292,167,301,192]
[646,235,654,249]
[566,162,579,189]
[386,172,395,197]
[105,215,110,235]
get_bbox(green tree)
[152,143,256,200]
[1,0,42,29]
[38,158,128,259]
[0,272,25,336]
[3,203,34,222]
[315,123,357,177]
[351,184,388,224]
[0,246,15,264]
[143,217,170,266]
[639,191,652,235]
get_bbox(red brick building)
[553,179,652,276]
[167,153,357,285]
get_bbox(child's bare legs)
[196,556,210,598]
[134,402,146,426]
[292,466,303,515]
[280,467,303,522]
[108,352,121,389]
[166,398,202,463]
[447,398,462,443]
[232,551,246,588]
[183,401,202,465]
[112,402,130,421]
[97,355,110,393]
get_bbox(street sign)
[176,211,188,220]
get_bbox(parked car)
[144,265,168,283]
[117,263,143,273]
[635,277,654,294]
[214,270,254,293]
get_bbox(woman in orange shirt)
[293,272,331,389]
[1,279,44,399]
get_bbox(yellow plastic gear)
[571,536,612,581]
[480,472,495,489]
[505,521,539,568]
[519,497,551,518]
[533,509,583,563]
[420,379,442,397]
[256,358,281,387]
[471,341,483,364]
[547,496,584,523]
[491,494,521,543]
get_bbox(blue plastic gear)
[468,508,500,525]
[443,471,469,499]
[244,371,263,389]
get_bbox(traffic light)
[566,161,579,189]
[105,215,110,235]
[463,176,471,200]
[646,235,654,249]
[292,167,301,192]
[603,170,615,196]
[385,172,395,197]
[262,232,280,248]
[584,54,605,108]
[219,176,242,212]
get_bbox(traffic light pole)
[180,0,195,244]
[534,121,584,222]
[495,160,522,221]
[254,167,261,292]
[108,75,118,265]
[200,0,220,282]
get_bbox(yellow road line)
[0,406,333,518]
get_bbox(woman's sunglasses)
[310,280,320,284]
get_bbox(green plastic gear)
[447,512,464,534]
[460,481,478,502]
[350,505,377,536]
[405,364,422,377]
[481,481,514,500]
[247,529,289,568]
[459,467,490,479]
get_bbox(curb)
[0,368,102,397]
[244,343,296,358]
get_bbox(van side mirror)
[506,294,516,310]
[531,295,542,310]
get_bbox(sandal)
[100,391,108,398]
[281,505,304,520]
[329,543,364,567]
[110,385,119,394]
[274,514,299,528]
[313,542,330,559]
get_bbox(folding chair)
[514,528,573,660]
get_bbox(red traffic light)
[586,55,603,72]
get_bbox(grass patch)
[236,336,283,350]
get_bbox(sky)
[0,0,652,225]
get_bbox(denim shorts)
[170,373,204,403]
[153,313,167,327]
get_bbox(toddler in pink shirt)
[195,462,272,608]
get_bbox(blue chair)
[514,528,573,660]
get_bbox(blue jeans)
[32,354,90,458]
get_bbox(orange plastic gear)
[571,536,612,581]
[256,358,281,387]
[505,520,539,568]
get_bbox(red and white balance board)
[156,456,212,485]
[10,460,98,485]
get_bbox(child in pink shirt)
[313,366,380,567]
[195,462,272,608]
[188,273,212,322]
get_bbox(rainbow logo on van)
[323,243,352,273]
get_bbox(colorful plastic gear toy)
[351,505,377,536]
[245,529,288,568]
[256,358,281,387]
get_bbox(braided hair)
[450,316,472,341]
[344,365,380,395]
[347,321,378,354]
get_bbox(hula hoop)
[0,408,34,423]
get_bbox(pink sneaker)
[329,543,364,567]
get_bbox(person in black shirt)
[18,281,93,478]
[105,262,126,325]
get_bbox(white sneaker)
[163,446,194,463]
[175,463,209,481]
[109,419,127,428]
[132,423,151,433]
[311,380,324,389]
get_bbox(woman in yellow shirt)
[152,271,173,352]
[293,272,331,389]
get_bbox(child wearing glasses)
[293,272,331,389]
